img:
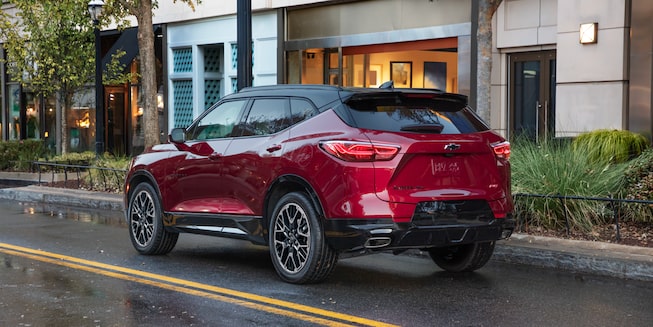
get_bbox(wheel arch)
[125,170,164,214]
[263,174,325,229]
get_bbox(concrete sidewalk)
[1,185,652,282]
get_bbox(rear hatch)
[343,90,509,204]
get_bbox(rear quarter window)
[345,95,489,134]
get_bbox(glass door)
[510,51,556,140]
[106,87,126,155]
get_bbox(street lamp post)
[88,0,105,155]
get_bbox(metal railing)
[513,193,653,242]
[31,161,127,193]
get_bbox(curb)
[494,234,653,282]
[0,185,123,211]
[0,185,651,282]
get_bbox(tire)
[269,192,338,284]
[428,241,495,273]
[127,183,178,255]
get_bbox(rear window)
[344,94,489,134]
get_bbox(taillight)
[491,141,511,160]
[320,141,400,162]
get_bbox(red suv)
[124,84,514,284]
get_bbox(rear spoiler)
[344,89,469,112]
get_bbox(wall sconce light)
[579,23,598,44]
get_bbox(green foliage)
[83,153,129,193]
[620,149,653,222]
[92,153,131,170]
[36,151,128,193]
[42,151,97,165]
[103,50,138,86]
[0,0,96,96]
[0,140,45,171]
[572,129,650,164]
[511,137,626,232]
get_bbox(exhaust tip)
[364,237,392,249]
[501,229,513,239]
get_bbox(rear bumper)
[323,214,515,254]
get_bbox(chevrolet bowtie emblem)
[444,143,461,151]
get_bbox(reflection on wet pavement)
[16,202,126,228]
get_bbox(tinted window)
[240,98,290,136]
[290,98,317,124]
[345,96,489,134]
[191,100,247,140]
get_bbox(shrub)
[42,151,96,165]
[511,138,626,232]
[83,153,130,193]
[0,140,45,171]
[619,148,653,222]
[572,129,650,164]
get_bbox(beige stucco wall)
[493,0,629,137]
[555,0,629,136]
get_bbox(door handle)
[536,101,542,139]
[543,101,549,139]
[266,145,282,153]
[208,153,222,160]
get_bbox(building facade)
[1,0,651,155]
[153,0,653,142]
[493,0,651,140]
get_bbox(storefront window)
[287,46,458,92]
[24,92,40,139]
[43,96,56,154]
[69,87,95,153]
[343,54,365,87]
[302,48,324,84]
[287,51,300,84]
[8,84,20,140]
[131,84,144,155]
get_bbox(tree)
[0,0,96,154]
[106,0,199,150]
[0,0,129,154]
[476,0,503,124]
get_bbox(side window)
[290,98,317,125]
[240,99,290,136]
[191,100,246,140]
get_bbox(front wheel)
[269,192,338,284]
[428,241,495,272]
[127,183,178,255]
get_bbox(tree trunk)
[55,93,63,155]
[135,0,160,150]
[56,91,69,155]
[476,0,502,124]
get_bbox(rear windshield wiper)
[400,123,444,133]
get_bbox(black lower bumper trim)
[323,214,515,253]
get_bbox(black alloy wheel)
[269,192,338,284]
[127,183,178,255]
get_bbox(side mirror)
[168,128,186,144]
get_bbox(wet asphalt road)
[1,199,652,326]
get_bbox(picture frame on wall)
[390,61,412,88]
[424,62,447,91]
[368,64,382,87]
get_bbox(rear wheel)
[127,183,178,255]
[428,241,495,272]
[269,192,338,284]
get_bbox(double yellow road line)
[0,242,398,327]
